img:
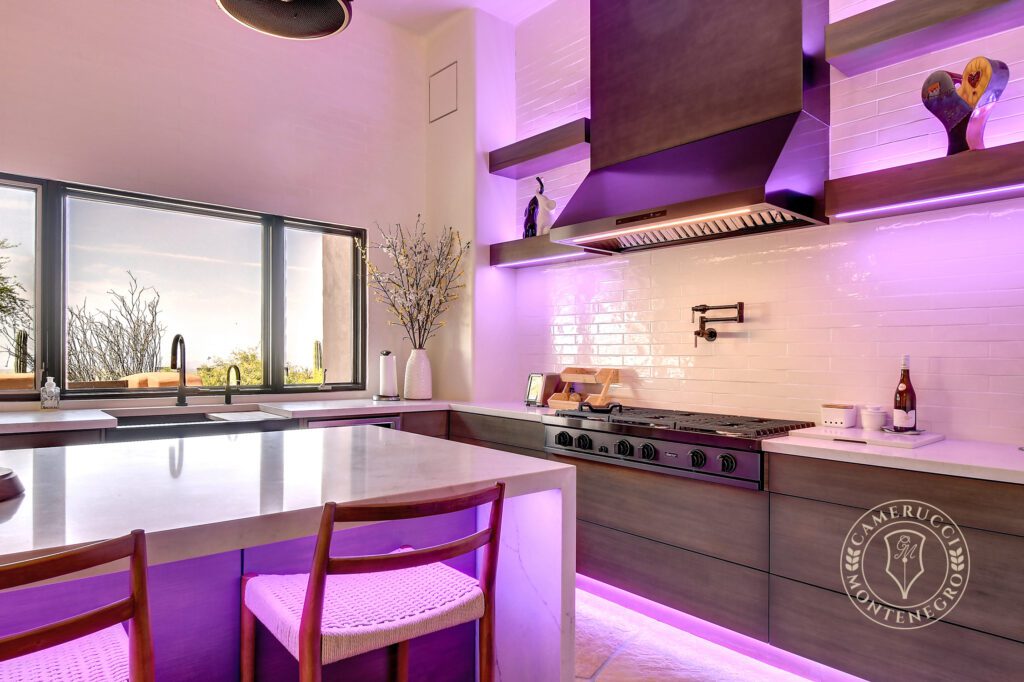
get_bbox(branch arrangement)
[359,218,471,350]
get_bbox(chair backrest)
[299,483,506,661]
[0,529,154,681]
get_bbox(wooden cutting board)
[788,426,945,449]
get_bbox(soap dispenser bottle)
[41,377,60,409]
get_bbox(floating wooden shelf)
[489,234,600,269]
[488,118,590,179]
[825,140,1024,221]
[826,0,1024,75]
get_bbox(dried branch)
[358,217,471,349]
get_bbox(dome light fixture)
[217,0,353,40]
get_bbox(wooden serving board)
[789,426,945,449]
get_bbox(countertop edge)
[764,436,1024,485]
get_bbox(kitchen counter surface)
[764,433,1024,484]
[0,400,554,435]
[0,426,576,681]
[448,401,555,421]
[0,408,116,434]
[257,399,453,419]
[0,426,574,563]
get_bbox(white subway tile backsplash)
[510,0,1024,443]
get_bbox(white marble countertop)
[448,401,555,422]
[257,399,453,419]
[0,409,116,434]
[0,426,574,565]
[764,434,1024,484]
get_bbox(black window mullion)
[39,181,66,392]
[267,217,285,391]
[352,228,367,387]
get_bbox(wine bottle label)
[898,383,907,391]
[893,409,916,428]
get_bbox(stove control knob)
[689,449,707,469]
[575,434,593,450]
[614,440,635,457]
[718,453,738,473]
[554,431,573,448]
[639,443,657,461]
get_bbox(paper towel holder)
[373,350,401,402]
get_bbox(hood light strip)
[568,208,754,245]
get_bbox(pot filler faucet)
[169,334,188,407]
[692,302,744,347]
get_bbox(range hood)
[550,0,829,254]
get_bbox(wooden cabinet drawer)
[0,430,103,450]
[770,493,1024,642]
[449,436,548,460]
[448,412,544,452]
[554,454,768,570]
[770,575,1024,682]
[767,453,1024,537]
[399,410,448,439]
[578,520,769,641]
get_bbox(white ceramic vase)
[404,348,432,400]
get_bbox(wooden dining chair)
[0,529,154,681]
[241,481,506,682]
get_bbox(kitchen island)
[0,426,576,681]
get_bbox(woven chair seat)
[245,561,484,665]
[0,624,129,681]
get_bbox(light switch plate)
[429,61,458,123]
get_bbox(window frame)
[0,172,45,400]
[1,175,367,400]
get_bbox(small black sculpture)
[523,177,544,238]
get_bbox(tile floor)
[575,589,807,681]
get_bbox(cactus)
[14,330,28,373]
[313,340,323,372]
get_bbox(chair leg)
[388,640,409,682]
[479,611,495,682]
[240,575,256,682]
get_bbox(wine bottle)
[892,355,917,432]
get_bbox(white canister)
[860,405,887,431]
[377,350,399,399]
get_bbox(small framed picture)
[524,373,545,406]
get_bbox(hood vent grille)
[571,205,812,254]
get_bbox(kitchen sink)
[105,409,297,442]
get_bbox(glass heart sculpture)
[922,56,1009,155]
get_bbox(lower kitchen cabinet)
[447,411,547,458]
[770,493,1024,642]
[0,429,103,450]
[554,454,768,570]
[578,520,769,641]
[766,452,1024,678]
[399,410,449,439]
[769,575,1024,682]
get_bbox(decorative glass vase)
[404,348,432,400]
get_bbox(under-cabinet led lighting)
[494,252,583,268]
[834,182,1024,220]
[569,208,754,245]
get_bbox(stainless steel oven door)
[305,415,402,430]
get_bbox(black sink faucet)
[225,364,241,405]
[169,334,188,407]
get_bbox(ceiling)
[362,0,559,34]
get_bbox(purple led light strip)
[494,252,583,268]
[835,182,1024,220]
[576,574,865,681]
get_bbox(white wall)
[0,1,427,396]
[507,0,1024,444]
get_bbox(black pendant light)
[217,0,353,40]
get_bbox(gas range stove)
[542,403,813,489]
